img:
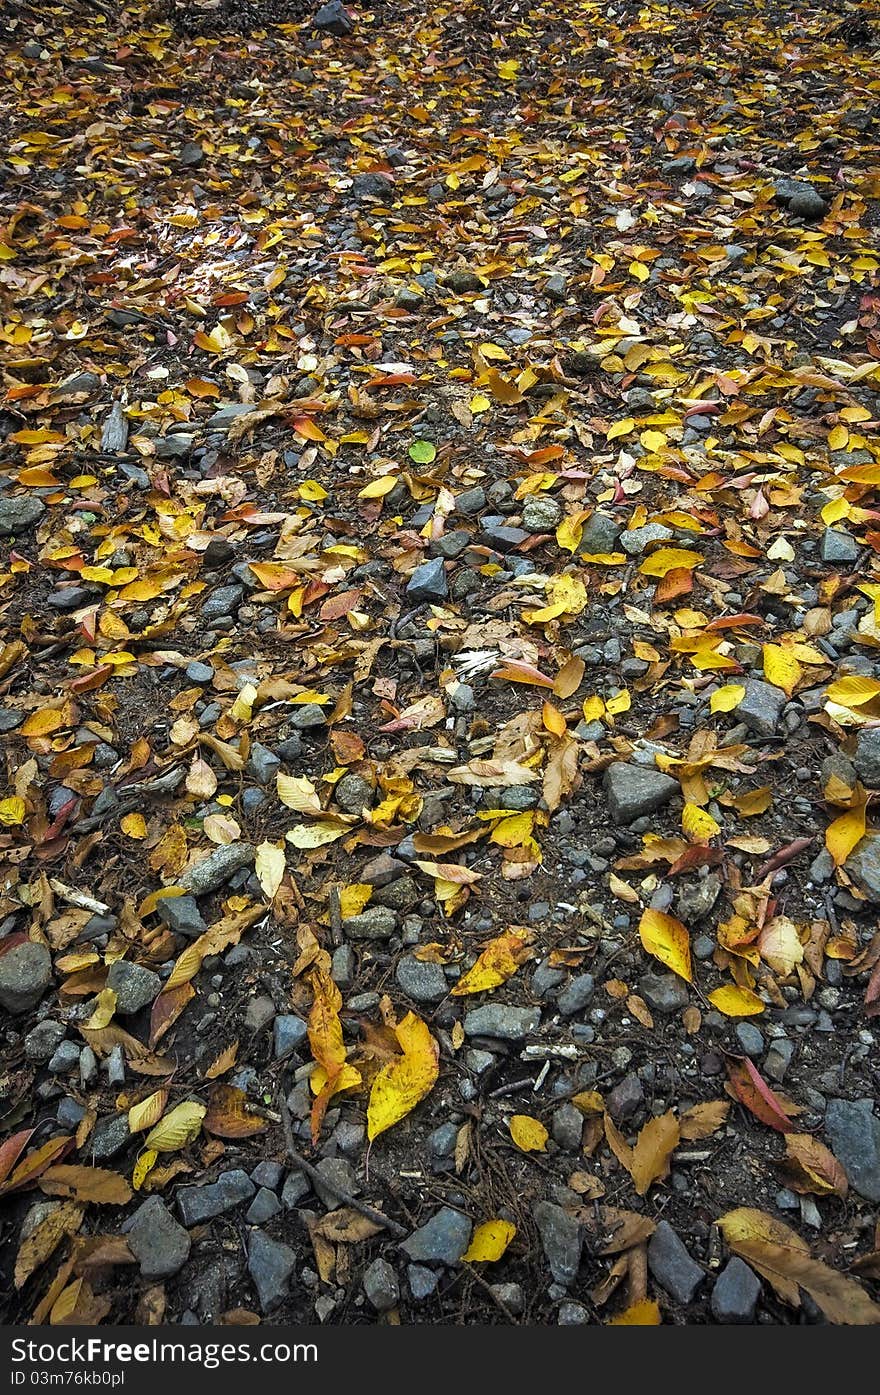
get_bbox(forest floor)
[2,0,880,1328]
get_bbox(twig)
[461,1261,519,1324]
[278,1086,406,1240]
[329,884,343,948]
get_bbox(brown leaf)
[776,1134,848,1199]
[725,1057,797,1133]
[629,1110,680,1196]
[203,1084,268,1138]
[39,1166,132,1206]
[15,1202,84,1289]
[679,1100,730,1140]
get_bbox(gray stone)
[552,1103,584,1151]
[246,1187,281,1224]
[607,1072,644,1122]
[247,743,280,785]
[581,512,621,554]
[314,0,353,33]
[485,784,538,811]
[106,960,161,1015]
[396,956,448,1003]
[400,1207,472,1265]
[846,834,880,901]
[711,1257,761,1323]
[244,995,275,1033]
[343,906,397,939]
[335,773,374,813]
[156,895,207,938]
[0,709,23,732]
[531,958,566,997]
[820,528,859,564]
[180,843,254,894]
[408,1264,439,1298]
[491,1282,524,1315]
[735,1023,765,1058]
[48,1041,80,1074]
[603,763,679,824]
[825,1098,880,1201]
[647,1220,704,1303]
[619,523,674,555]
[763,1038,794,1082]
[446,270,483,294]
[639,972,690,1014]
[522,495,562,532]
[186,662,214,685]
[481,524,528,552]
[88,1113,130,1161]
[313,1157,359,1210]
[176,1169,256,1226]
[251,1161,284,1190]
[533,1202,581,1286]
[557,973,594,1016]
[48,586,94,611]
[201,585,244,619]
[463,1004,540,1040]
[179,142,204,167]
[363,1257,399,1312]
[788,187,828,220]
[0,499,45,535]
[736,680,785,737]
[273,1014,308,1057]
[0,941,52,1014]
[558,1301,589,1324]
[286,704,327,730]
[247,1230,296,1313]
[124,1197,191,1279]
[455,487,486,516]
[281,1170,310,1209]
[853,730,880,788]
[675,873,721,922]
[24,1020,66,1063]
[406,557,448,602]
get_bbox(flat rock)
[400,1207,472,1265]
[156,895,207,937]
[853,729,880,788]
[343,906,397,939]
[711,1257,761,1323]
[363,1257,399,1312]
[0,941,52,1015]
[106,960,161,1015]
[463,1004,540,1040]
[845,834,880,902]
[124,1196,191,1279]
[619,522,673,555]
[639,972,690,1014]
[825,1098,880,1202]
[88,1113,130,1161]
[101,402,129,452]
[603,762,679,824]
[647,1220,704,1303]
[0,497,45,536]
[176,1169,255,1226]
[314,0,353,33]
[180,843,254,895]
[820,527,859,564]
[533,1201,581,1286]
[247,1230,296,1313]
[395,956,448,1003]
[406,557,447,602]
[736,680,785,737]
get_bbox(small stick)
[329,884,343,947]
[627,1243,648,1306]
[461,1262,519,1324]
[278,1088,406,1240]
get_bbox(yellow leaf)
[826,800,867,868]
[762,643,802,699]
[462,1219,516,1263]
[609,1300,661,1326]
[255,841,286,899]
[277,773,321,813]
[367,1012,439,1140]
[85,988,116,1030]
[338,883,372,918]
[828,425,849,451]
[826,675,880,708]
[0,796,26,826]
[605,688,631,717]
[120,812,147,840]
[682,802,720,843]
[640,429,667,452]
[509,1114,548,1152]
[132,1150,157,1191]
[556,512,587,553]
[470,394,491,414]
[358,475,397,499]
[542,701,567,737]
[639,548,703,578]
[710,683,745,714]
[450,931,530,995]
[638,908,692,982]
[128,1090,169,1134]
[144,1101,206,1153]
[21,709,64,737]
[708,985,765,1017]
[607,417,635,441]
[286,820,348,848]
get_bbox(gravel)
[363,1257,400,1312]
[406,557,448,602]
[463,1004,541,1040]
[124,1197,191,1279]
[533,1202,582,1286]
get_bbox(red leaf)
[0,1128,35,1188]
[726,1057,796,1133]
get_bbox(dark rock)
[273,1014,308,1057]
[736,680,785,737]
[88,1113,130,1161]
[343,906,396,939]
[638,973,690,1014]
[246,1188,281,1224]
[606,1072,644,1122]
[647,1220,704,1303]
[101,402,129,452]
[446,270,483,294]
[711,1257,761,1323]
[24,1020,67,1063]
[156,895,207,938]
[286,703,327,730]
[406,557,448,602]
[396,956,448,1003]
[0,941,52,1014]
[124,1197,191,1279]
[400,1207,472,1265]
[846,834,880,901]
[180,843,254,894]
[176,1170,256,1226]
[825,1098,880,1202]
[106,960,161,1015]
[853,730,880,789]
[314,0,353,34]
[463,1004,540,1040]
[533,1201,581,1285]
[820,528,859,564]
[557,973,594,1016]
[603,763,678,823]
[363,1257,399,1312]
[247,1230,296,1313]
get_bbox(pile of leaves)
[2,0,880,1327]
